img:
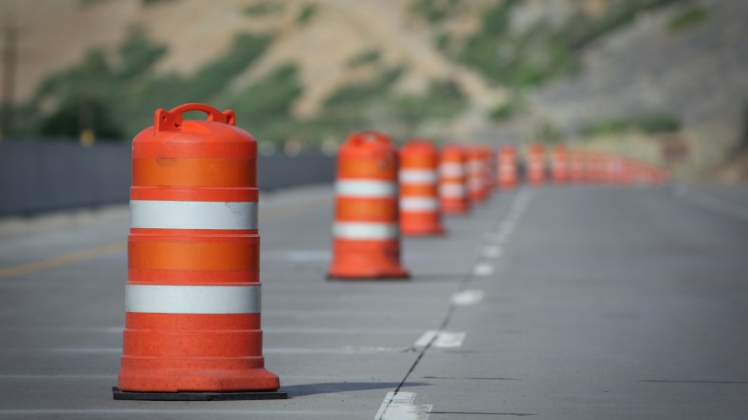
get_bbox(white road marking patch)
[375,392,432,420]
[472,263,495,276]
[414,331,466,348]
[481,245,503,258]
[262,250,331,262]
[451,289,484,306]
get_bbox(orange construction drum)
[585,150,603,183]
[527,143,545,186]
[569,149,585,183]
[328,130,409,279]
[466,146,487,203]
[116,103,284,400]
[438,144,470,215]
[497,144,518,190]
[399,139,446,236]
[480,145,495,196]
[551,145,569,184]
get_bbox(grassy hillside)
[1,0,731,162]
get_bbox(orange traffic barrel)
[551,145,568,184]
[608,154,624,184]
[466,146,487,203]
[399,139,446,236]
[115,103,285,401]
[569,149,585,183]
[328,130,409,279]
[527,143,545,186]
[621,158,636,185]
[438,144,470,215]
[480,145,495,196]
[585,150,603,183]
[497,144,518,190]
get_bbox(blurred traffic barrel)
[569,149,585,183]
[328,131,409,279]
[399,139,446,236]
[527,143,545,186]
[497,144,518,190]
[551,145,568,184]
[467,146,487,203]
[438,144,470,215]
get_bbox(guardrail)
[0,141,335,216]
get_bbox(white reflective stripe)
[439,163,464,177]
[333,222,398,239]
[125,284,260,314]
[400,197,438,211]
[440,183,466,198]
[468,178,483,190]
[336,180,397,197]
[399,169,437,184]
[130,200,257,230]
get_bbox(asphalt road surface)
[0,183,747,419]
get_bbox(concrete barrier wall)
[0,141,335,216]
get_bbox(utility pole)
[1,25,17,140]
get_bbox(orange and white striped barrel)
[551,145,569,184]
[466,146,487,203]
[118,104,280,394]
[328,131,409,279]
[527,143,545,186]
[399,139,445,236]
[608,154,624,184]
[438,144,470,215]
[480,145,494,196]
[621,158,636,185]
[585,150,603,183]
[569,149,585,183]
[497,144,518,190]
[483,146,495,197]
[601,154,616,184]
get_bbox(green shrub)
[297,4,317,24]
[581,113,680,136]
[411,0,462,23]
[489,94,525,121]
[243,2,283,16]
[38,97,122,139]
[28,30,272,140]
[667,6,708,33]
[392,80,467,126]
[347,49,381,68]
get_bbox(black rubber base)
[112,387,287,401]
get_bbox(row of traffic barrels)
[114,104,668,400]
[326,132,668,280]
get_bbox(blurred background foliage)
[6,0,703,149]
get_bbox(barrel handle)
[350,130,390,145]
[154,103,236,132]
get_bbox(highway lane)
[0,184,746,419]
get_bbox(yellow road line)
[0,242,127,280]
[0,196,332,280]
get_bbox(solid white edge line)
[375,392,432,420]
